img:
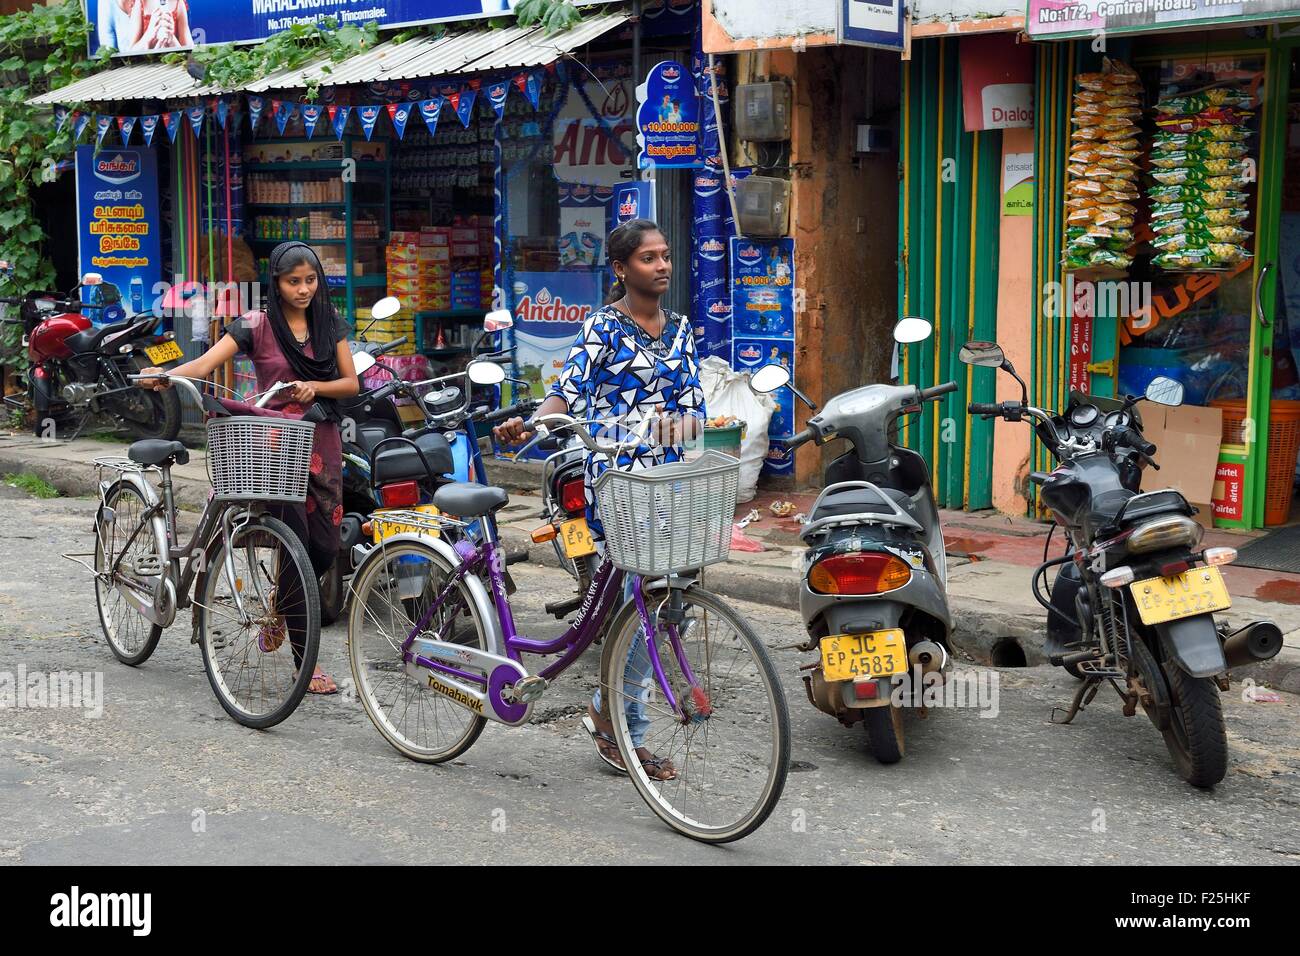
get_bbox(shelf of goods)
[245,135,391,324]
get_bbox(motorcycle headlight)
[1126,515,1202,554]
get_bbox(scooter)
[750,317,957,762]
[959,340,1283,788]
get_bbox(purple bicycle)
[345,412,791,843]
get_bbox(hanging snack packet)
[1208,243,1251,264]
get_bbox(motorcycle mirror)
[959,341,1006,368]
[750,364,790,394]
[1145,376,1184,407]
[483,309,514,333]
[351,350,377,376]
[467,360,507,386]
[894,316,932,344]
[370,296,401,321]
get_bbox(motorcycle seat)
[434,481,509,518]
[371,432,453,484]
[810,484,919,523]
[355,423,398,457]
[1092,488,1194,538]
[127,438,189,467]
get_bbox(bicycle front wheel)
[601,586,790,843]
[196,513,320,729]
[347,538,489,763]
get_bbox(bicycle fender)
[352,532,505,658]
[1155,614,1226,679]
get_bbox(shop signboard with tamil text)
[89,0,614,56]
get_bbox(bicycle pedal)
[512,675,547,703]
[133,556,162,576]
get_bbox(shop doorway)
[1083,39,1300,530]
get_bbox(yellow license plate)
[372,504,442,543]
[559,517,597,558]
[1130,566,1230,626]
[820,629,907,682]
[144,340,183,365]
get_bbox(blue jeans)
[592,574,654,748]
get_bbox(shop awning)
[28,62,230,105]
[245,11,629,92]
[31,11,629,106]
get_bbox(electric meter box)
[734,175,791,237]
[735,81,791,142]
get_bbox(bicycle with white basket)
[345,410,791,843]
[71,373,328,728]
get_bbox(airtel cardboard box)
[1138,401,1223,530]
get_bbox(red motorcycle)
[1,266,182,441]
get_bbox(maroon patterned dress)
[220,310,345,573]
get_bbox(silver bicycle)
[75,374,324,729]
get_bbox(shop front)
[31,3,727,432]
[1026,5,1300,530]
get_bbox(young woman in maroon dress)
[141,241,360,694]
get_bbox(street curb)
[7,443,1298,693]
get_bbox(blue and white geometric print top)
[547,304,706,537]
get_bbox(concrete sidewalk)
[3,428,1298,691]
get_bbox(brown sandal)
[638,753,678,781]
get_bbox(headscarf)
[266,241,341,384]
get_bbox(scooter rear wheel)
[863,705,906,764]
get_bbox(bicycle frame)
[380,521,701,727]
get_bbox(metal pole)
[632,0,642,170]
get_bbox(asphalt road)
[1,483,1297,865]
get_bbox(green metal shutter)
[899,37,1001,510]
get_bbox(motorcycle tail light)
[808,552,912,595]
[378,480,420,508]
[560,477,586,514]
[1126,515,1202,554]
[1100,566,1135,588]
[1202,547,1237,567]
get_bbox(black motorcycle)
[959,341,1283,787]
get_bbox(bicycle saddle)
[433,482,509,518]
[128,439,189,466]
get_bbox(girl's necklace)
[618,296,664,339]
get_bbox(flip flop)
[308,668,338,695]
[581,714,627,775]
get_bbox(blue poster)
[89,0,612,57]
[733,336,795,438]
[503,269,603,460]
[635,60,702,169]
[613,182,655,226]
[75,146,163,317]
[731,236,795,338]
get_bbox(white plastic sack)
[699,356,774,503]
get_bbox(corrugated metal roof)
[32,11,631,105]
[28,62,230,105]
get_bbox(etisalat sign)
[87,0,614,56]
[1027,0,1300,39]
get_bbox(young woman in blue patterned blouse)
[494,219,706,780]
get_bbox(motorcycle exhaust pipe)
[1222,621,1283,669]
[908,640,949,675]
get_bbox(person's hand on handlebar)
[137,366,170,391]
[493,416,533,445]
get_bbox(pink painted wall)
[992,126,1035,515]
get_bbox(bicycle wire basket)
[593,450,740,576]
[205,415,316,503]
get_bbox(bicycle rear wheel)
[601,586,790,843]
[94,480,164,666]
[347,539,489,763]
[196,512,319,729]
